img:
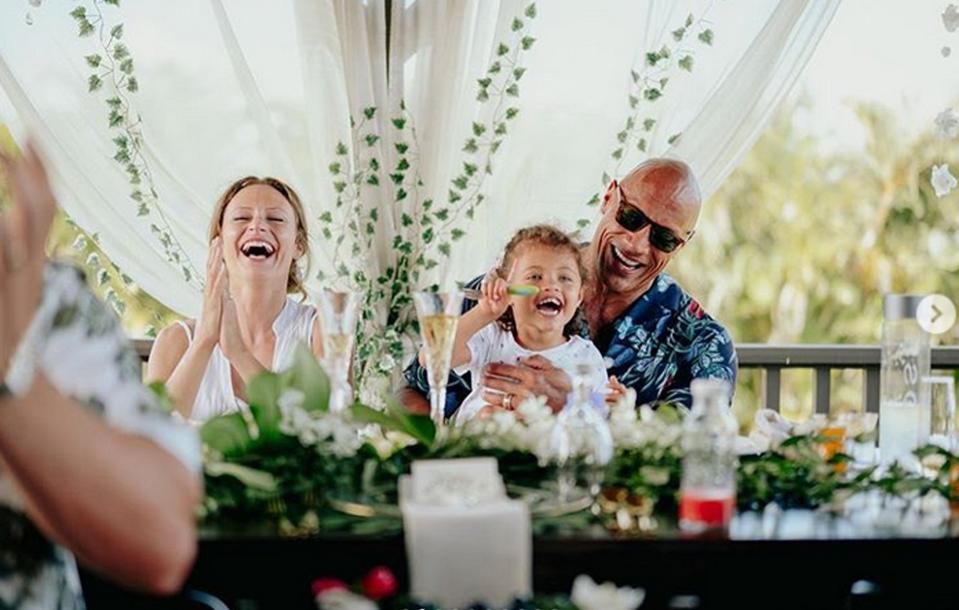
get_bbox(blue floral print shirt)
[404,273,737,417]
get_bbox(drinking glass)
[923,376,957,451]
[413,291,463,428]
[314,291,359,414]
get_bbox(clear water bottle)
[548,364,613,500]
[679,378,737,533]
[879,294,931,467]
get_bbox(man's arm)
[660,323,738,407]
[0,376,200,594]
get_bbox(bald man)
[402,158,737,416]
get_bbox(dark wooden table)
[80,510,959,610]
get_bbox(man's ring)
[503,392,514,410]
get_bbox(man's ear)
[600,180,617,214]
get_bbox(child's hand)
[478,259,517,320]
[606,375,628,405]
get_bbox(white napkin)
[400,458,532,608]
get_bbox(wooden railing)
[134,340,959,413]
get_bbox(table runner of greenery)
[197,347,959,536]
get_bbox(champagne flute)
[314,291,359,414]
[413,291,463,427]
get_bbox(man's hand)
[481,355,572,412]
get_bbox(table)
[80,508,959,610]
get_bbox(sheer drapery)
[0,1,838,316]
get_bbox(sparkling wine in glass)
[314,291,359,414]
[413,291,463,427]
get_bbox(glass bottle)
[548,364,613,500]
[679,378,737,533]
[879,294,931,467]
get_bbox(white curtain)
[0,0,838,317]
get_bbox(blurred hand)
[606,375,628,405]
[0,143,57,378]
[476,259,517,321]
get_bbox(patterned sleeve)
[30,263,201,473]
[402,275,485,418]
[660,321,738,408]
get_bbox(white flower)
[931,163,957,198]
[935,109,959,139]
[316,589,378,610]
[944,4,959,32]
[571,575,645,610]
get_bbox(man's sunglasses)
[613,181,689,253]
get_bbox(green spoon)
[463,284,540,300]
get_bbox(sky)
[794,0,958,152]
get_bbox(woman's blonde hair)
[493,224,588,338]
[208,176,310,298]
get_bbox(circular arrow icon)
[917,294,956,335]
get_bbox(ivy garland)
[576,8,717,233]
[68,0,201,290]
[320,3,539,394]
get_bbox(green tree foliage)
[671,98,959,422]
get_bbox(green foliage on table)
[737,436,872,510]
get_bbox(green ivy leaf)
[401,213,413,227]
[630,69,640,84]
[110,24,124,40]
[451,228,465,241]
[88,74,102,92]
[422,199,434,210]
[505,107,520,120]
[438,242,451,256]
[452,175,469,190]
[525,3,537,18]
[611,148,623,160]
[488,61,501,74]
[512,67,526,81]
[698,29,714,45]
[646,52,661,66]
[521,36,536,50]
[505,83,519,97]
[586,193,600,206]
[497,42,510,57]
[463,162,478,176]
[472,122,487,136]
[678,55,693,71]
[112,43,129,61]
[365,134,380,147]
[686,13,694,27]
[422,227,434,243]
[363,106,376,119]
[395,142,409,154]
[511,17,523,31]
[434,209,449,221]
[643,118,656,132]
[644,88,662,101]
[85,54,102,68]
[616,130,628,144]
[119,58,134,75]
[106,96,123,109]
[69,6,86,19]
[367,174,379,186]
[637,138,647,152]
[476,89,489,102]
[577,218,591,228]
[333,181,347,193]
[396,188,408,201]
[628,95,639,109]
[449,189,462,204]
[672,27,686,41]
[463,138,479,153]
[78,20,94,37]
[477,77,492,89]
[126,77,138,93]
[335,142,348,155]
[328,162,341,175]
[667,133,681,145]
[391,118,406,129]
[397,158,410,171]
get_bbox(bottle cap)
[883,294,925,321]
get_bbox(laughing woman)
[147,177,322,422]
